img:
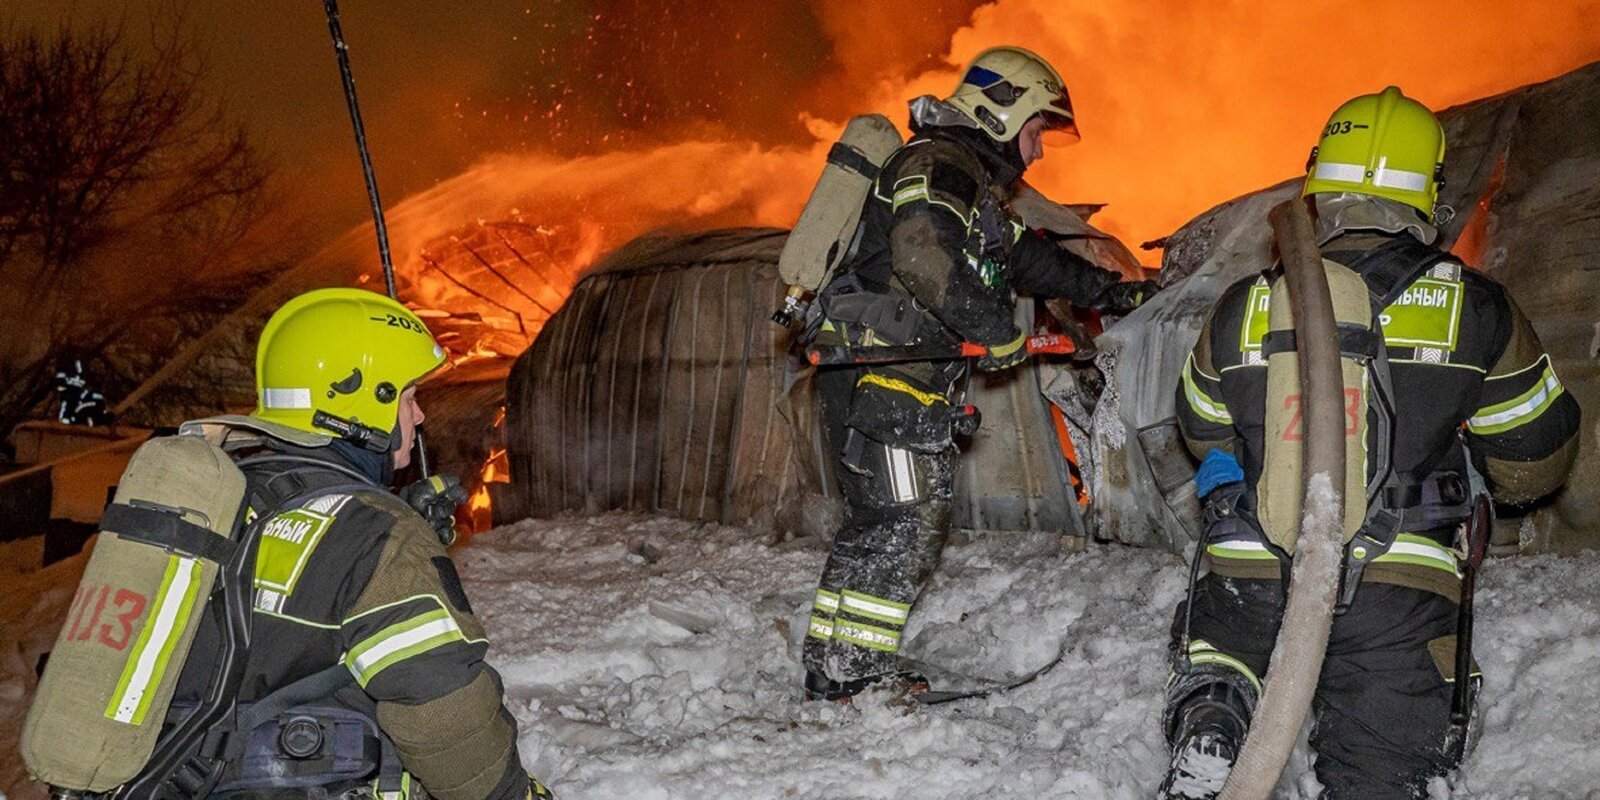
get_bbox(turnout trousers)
[803,366,955,683]
[1167,575,1472,799]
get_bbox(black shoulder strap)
[233,664,355,735]
[1323,235,1450,311]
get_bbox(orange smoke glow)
[320,1,1598,359]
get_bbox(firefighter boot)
[1159,681,1252,799]
[803,669,930,703]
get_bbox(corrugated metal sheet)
[505,228,1083,537]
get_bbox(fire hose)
[805,334,1076,367]
[1218,197,1347,800]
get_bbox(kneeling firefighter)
[800,46,1160,700]
[1161,88,1580,798]
[23,288,553,799]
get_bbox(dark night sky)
[10,0,984,242]
[12,1,1600,255]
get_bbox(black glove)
[528,774,555,799]
[399,474,468,545]
[1097,279,1161,314]
[975,330,1028,372]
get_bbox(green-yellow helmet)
[1302,86,1445,219]
[945,46,1079,144]
[254,288,445,449]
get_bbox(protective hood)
[909,95,1028,187]
[1313,192,1438,247]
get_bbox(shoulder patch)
[431,556,474,614]
[1380,277,1463,350]
[254,494,351,597]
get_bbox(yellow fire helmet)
[1302,86,1446,219]
[254,287,445,450]
[945,46,1079,144]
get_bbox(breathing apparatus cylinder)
[1256,260,1373,553]
[773,114,904,326]
[22,435,248,792]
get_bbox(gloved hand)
[528,773,555,799]
[1098,279,1162,314]
[1195,448,1244,499]
[975,330,1028,372]
[399,474,468,545]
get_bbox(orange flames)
[323,2,1597,528]
[343,0,1599,353]
[459,405,510,536]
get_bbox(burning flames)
[339,0,1598,357]
[324,1,1596,526]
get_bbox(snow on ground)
[4,516,1600,798]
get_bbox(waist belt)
[1340,470,1473,611]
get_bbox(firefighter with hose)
[797,46,1159,701]
[1161,87,1580,798]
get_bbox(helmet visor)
[1040,110,1080,145]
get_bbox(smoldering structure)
[498,222,1130,539]
[503,62,1600,553]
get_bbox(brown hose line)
[1218,197,1348,799]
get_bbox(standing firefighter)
[23,288,552,799]
[1161,88,1580,798]
[801,46,1159,701]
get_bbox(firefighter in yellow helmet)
[160,288,554,798]
[800,47,1159,701]
[1160,88,1579,798]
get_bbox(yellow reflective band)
[1206,540,1278,561]
[891,175,929,212]
[856,373,949,407]
[832,620,901,653]
[345,608,465,687]
[839,590,911,625]
[107,554,202,725]
[808,616,835,641]
[1374,534,1461,576]
[1182,354,1232,425]
[989,334,1026,358]
[813,589,840,614]
[1187,639,1262,693]
[1469,360,1565,435]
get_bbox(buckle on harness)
[1337,508,1401,614]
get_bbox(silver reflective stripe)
[1469,370,1561,431]
[1208,540,1271,553]
[885,445,918,502]
[840,593,909,623]
[1378,538,1460,574]
[1314,162,1367,184]
[1373,163,1429,192]
[111,556,200,723]
[262,387,312,409]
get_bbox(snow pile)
[4,515,1600,798]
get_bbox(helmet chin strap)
[311,409,393,453]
